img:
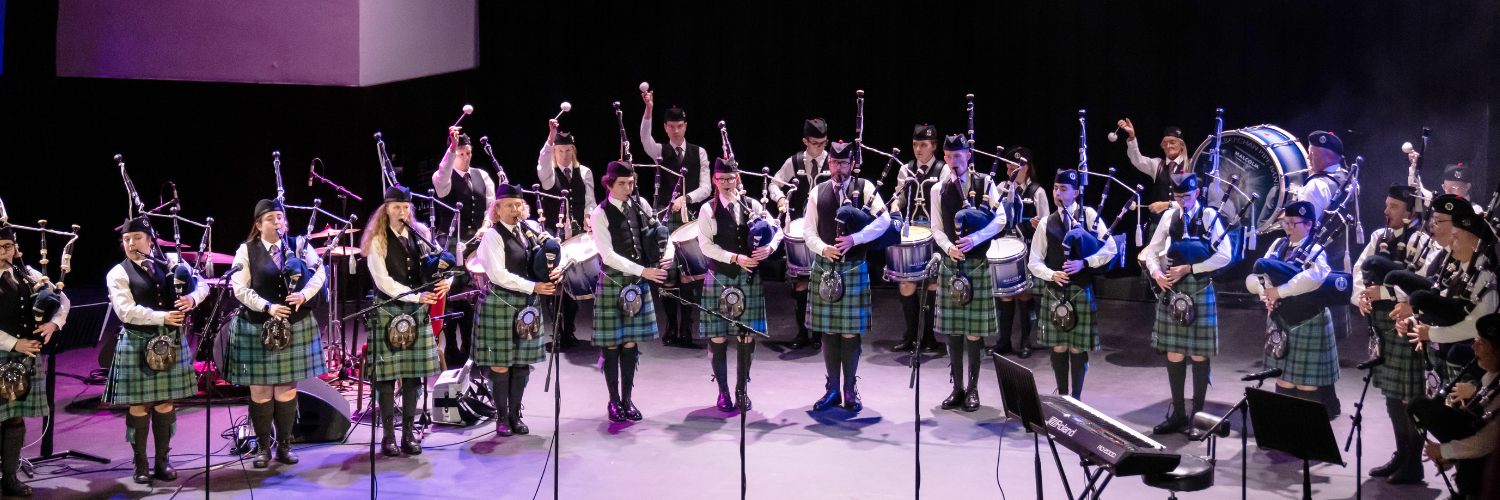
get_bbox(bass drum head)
[1190,125,1306,232]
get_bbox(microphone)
[1241,368,1283,382]
[308,159,317,187]
[924,252,943,279]
[1357,357,1385,370]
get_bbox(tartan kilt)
[1036,279,1100,350]
[592,267,659,346]
[103,326,198,405]
[935,257,997,338]
[223,315,327,386]
[806,257,872,335]
[1150,274,1219,357]
[1263,310,1339,387]
[1370,303,1424,401]
[364,302,441,381]
[474,287,547,367]
[0,353,48,419]
[701,270,766,338]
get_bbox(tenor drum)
[670,220,710,281]
[784,218,814,277]
[559,233,602,300]
[988,236,1032,297]
[1189,124,1305,232]
[882,222,933,281]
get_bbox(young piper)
[474,185,562,436]
[1245,201,1339,412]
[538,118,597,350]
[1351,184,1434,483]
[803,141,890,413]
[994,146,1051,358]
[104,216,209,484]
[929,135,1006,412]
[0,226,70,496]
[889,124,947,355]
[590,161,674,422]
[227,200,328,468]
[697,157,781,411]
[640,92,711,349]
[1027,170,1117,400]
[771,118,830,350]
[1142,174,1231,435]
[360,186,451,456]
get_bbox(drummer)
[804,140,889,413]
[888,124,947,355]
[1301,131,1353,413]
[696,157,781,412]
[1027,169,1117,400]
[929,134,1006,412]
[1119,119,1192,225]
[640,92,711,349]
[771,118,830,350]
[590,161,674,422]
[994,146,1050,358]
[473,185,562,437]
[537,118,596,350]
[1142,174,1230,436]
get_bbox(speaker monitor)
[293,377,351,443]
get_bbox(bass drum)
[1189,124,1306,232]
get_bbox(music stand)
[994,354,1074,500]
[29,302,111,465]
[1246,388,1344,500]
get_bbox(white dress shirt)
[0,266,71,352]
[639,117,713,205]
[591,195,675,277]
[432,152,496,211]
[1143,202,1232,275]
[800,178,891,257]
[1027,203,1119,282]
[106,254,211,326]
[367,226,451,303]
[928,170,1007,255]
[1126,138,1190,180]
[697,193,784,264]
[230,237,328,314]
[1299,164,1345,217]
[475,223,539,295]
[536,141,598,215]
[890,156,946,216]
[770,150,829,203]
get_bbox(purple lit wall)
[55,0,476,86]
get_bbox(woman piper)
[227,199,328,467]
[104,216,209,484]
[0,226,71,496]
[361,186,450,456]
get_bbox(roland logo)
[1046,416,1077,437]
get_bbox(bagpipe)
[831,90,902,253]
[1252,157,1368,321]
[0,198,79,402]
[613,101,672,268]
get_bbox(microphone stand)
[907,253,940,500]
[1344,359,1380,500]
[1194,377,1270,500]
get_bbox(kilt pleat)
[592,267,659,346]
[701,271,767,338]
[104,326,198,405]
[475,287,547,366]
[806,257,872,335]
[1369,304,1424,401]
[935,257,997,338]
[365,303,441,381]
[1150,274,1219,357]
[1263,310,1339,387]
[223,316,327,386]
[0,353,48,419]
[1036,279,1100,350]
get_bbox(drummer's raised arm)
[592,207,646,276]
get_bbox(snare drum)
[784,218,814,277]
[883,222,933,281]
[988,236,1032,297]
[559,234,602,300]
[671,220,710,281]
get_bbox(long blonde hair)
[360,203,432,258]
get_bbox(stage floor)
[28,280,1448,499]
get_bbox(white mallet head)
[462,104,474,115]
[560,102,572,112]
[1107,132,1119,143]
[1401,142,1414,153]
[639,82,650,92]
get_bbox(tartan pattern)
[806,257,872,335]
[474,287,547,367]
[1150,274,1219,356]
[1370,304,1424,400]
[701,271,767,338]
[1036,279,1100,350]
[592,267,659,346]
[223,316,327,386]
[1263,310,1340,387]
[364,302,441,381]
[0,353,48,419]
[103,326,198,405]
[935,257,997,338]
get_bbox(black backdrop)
[2,1,1496,284]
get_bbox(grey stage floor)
[22,280,1449,499]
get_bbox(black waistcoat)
[1169,206,1210,241]
[541,165,590,238]
[656,142,704,212]
[1043,205,1099,288]
[710,197,752,278]
[601,199,649,269]
[899,159,945,221]
[939,172,994,260]
[377,228,423,300]
[441,169,489,246]
[785,151,827,220]
[240,238,316,324]
[815,179,867,262]
[1004,181,1046,240]
[120,259,174,327]
[494,224,535,283]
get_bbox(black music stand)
[29,302,110,466]
[1245,388,1344,500]
[994,354,1074,500]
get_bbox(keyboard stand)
[1044,432,1077,500]
[1077,462,1116,499]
